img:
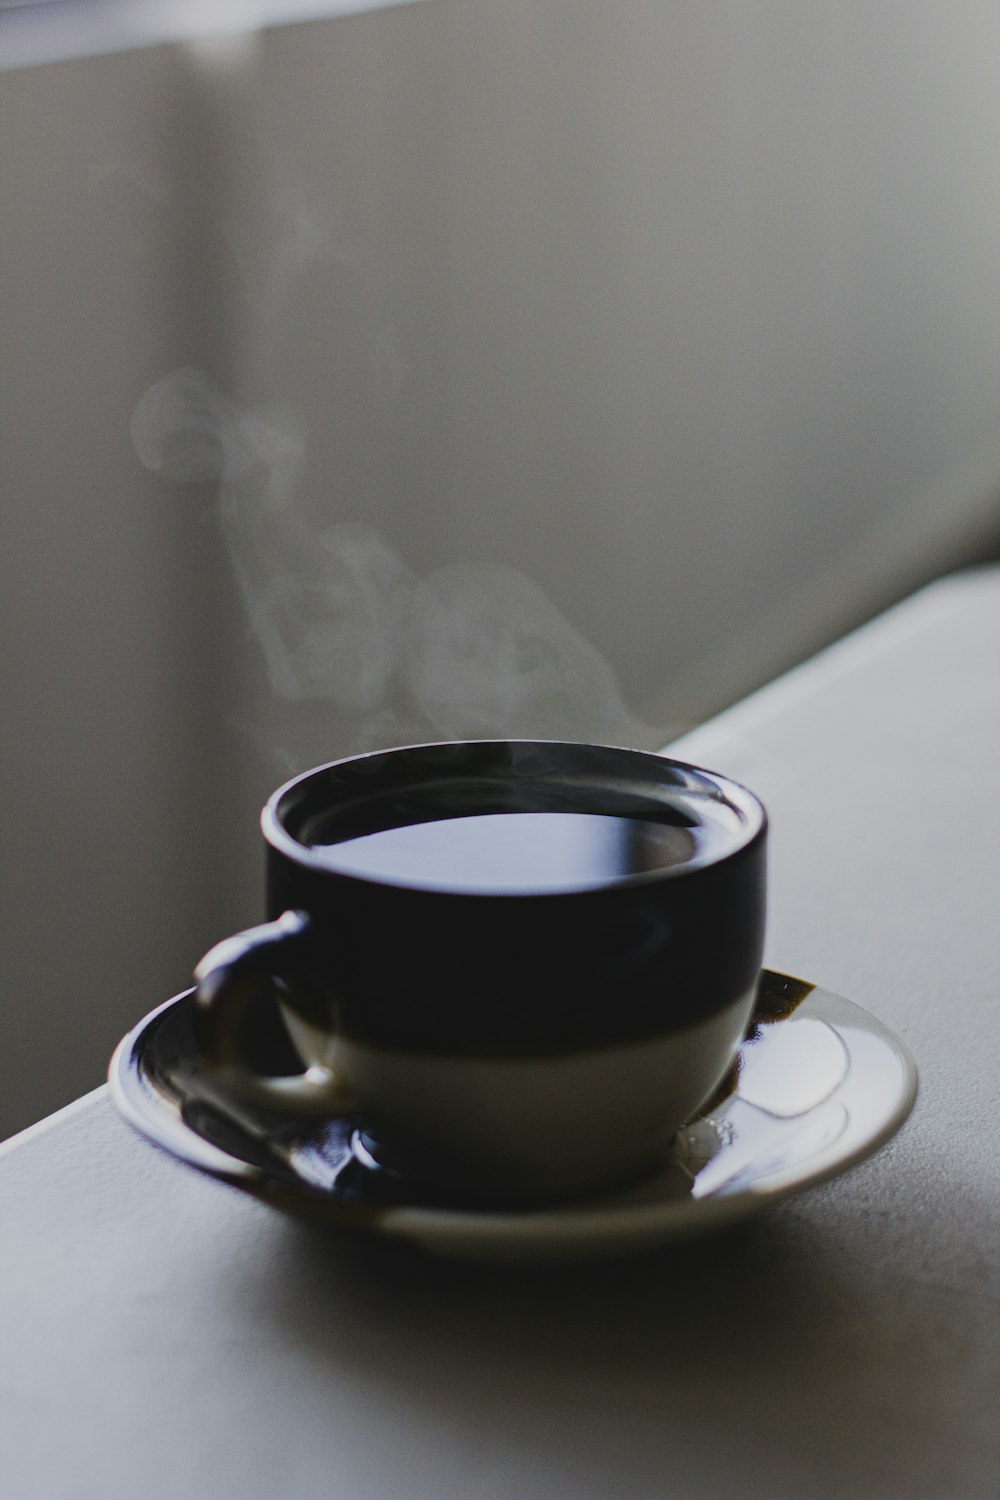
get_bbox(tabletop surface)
[2,567,998,1500]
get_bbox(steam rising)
[132,367,647,761]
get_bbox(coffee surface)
[308,807,733,893]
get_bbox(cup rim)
[261,738,767,897]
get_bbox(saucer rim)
[108,971,918,1262]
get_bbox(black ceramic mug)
[194,740,767,1197]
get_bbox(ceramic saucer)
[108,970,917,1264]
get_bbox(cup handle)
[193,909,354,1116]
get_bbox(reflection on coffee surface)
[304,792,742,894]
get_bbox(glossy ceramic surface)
[109,970,917,1264]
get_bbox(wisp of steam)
[132,367,650,766]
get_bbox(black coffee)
[306,798,738,894]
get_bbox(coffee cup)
[193,740,767,1198]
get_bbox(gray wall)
[3,0,999,1138]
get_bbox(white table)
[2,568,998,1500]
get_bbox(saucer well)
[108,970,917,1264]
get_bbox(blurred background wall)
[2,0,999,1139]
